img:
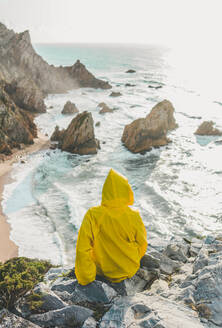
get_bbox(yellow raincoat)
[75,168,147,285]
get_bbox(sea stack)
[194,121,222,136]
[61,101,79,115]
[51,111,100,155]
[122,100,177,153]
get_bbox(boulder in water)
[126,69,136,73]
[194,121,222,136]
[51,111,100,155]
[61,101,79,115]
[98,102,113,114]
[122,99,177,153]
[109,91,122,97]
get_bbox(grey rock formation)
[61,101,79,115]
[99,294,203,328]
[194,121,222,136]
[29,305,93,327]
[51,111,100,155]
[0,309,40,328]
[122,99,178,153]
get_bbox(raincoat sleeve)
[135,213,148,258]
[75,210,96,285]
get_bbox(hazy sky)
[0,0,221,48]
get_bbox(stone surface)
[98,102,113,114]
[54,111,100,155]
[0,309,40,328]
[82,316,97,328]
[29,305,93,327]
[99,294,203,328]
[61,101,79,115]
[194,121,222,136]
[109,91,122,97]
[122,99,177,153]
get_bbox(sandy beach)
[0,133,50,263]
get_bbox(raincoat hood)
[101,169,134,207]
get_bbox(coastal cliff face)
[0,23,111,95]
[0,81,37,155]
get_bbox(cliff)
[0,80,37,155]
[0,23,111,96]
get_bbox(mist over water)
[3,43,222,267]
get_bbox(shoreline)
[0,133,50,263]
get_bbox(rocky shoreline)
[1,235,222,327]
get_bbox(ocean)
[2,43,222,267]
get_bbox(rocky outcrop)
[98,102,113,114]
[51,111,100,155]
[4,78,46,113]
[122,99,177,153]
[4,235,222,327]
[194,121,222,136]
[0,80,37,155]
[50,126,65,142]
[0,309,40,328]
[65,60,111,90]
[61,101,79,115]
[109,92,122,97]
[0,23,111,97]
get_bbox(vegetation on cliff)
[0,257,51,310]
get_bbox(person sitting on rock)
[75,168,148,285]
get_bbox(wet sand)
[0,133,50,263]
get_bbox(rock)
[0,309,40,328]
[125,83,136,87]
[61,101,79,115]
[70,280,117,304]
[126,69,136,73]
[122,99,177,153]
[65,60,111,90]
[0,80,37,154]
[95,121,100,127]
[82,316,97,328]
[51,279,77,295]
[98,102,113,114]
[194,121,222,136]
[4,78,46,113]
[0,23,111,98]
[15,283,68,318]
[50,126,65,142]
[57,111,100,155]
[44,267,69,282]
[163,243,189,263]
[109,91,122,97]
[99,294,203,328]
[148,85,163,89]
[29,305,93,327]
